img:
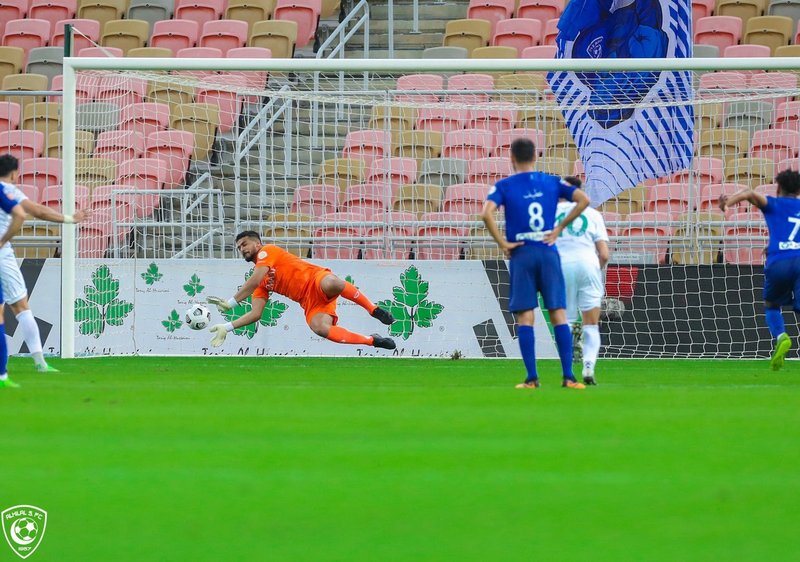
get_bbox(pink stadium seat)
[151,20,200,55]
[94,130,145,165]
[0,130,45,160]
[521,45,556,58]
[645,183,694,214]
[494,128,545,157]
[18,157,62,191]
[446,74,494,104]
[273,0,321,49]
[415,105,469,133]
[694,16,742,51]
[0,102,21,131]
[78,46,122,57]
[750,129,800,162]
[78,227,110,258]
[291,183,338,217]
[51,19,100,53]
[600,210,620,238]
[41,184,90,211]
[724,214,768,264]
[775,101,800,132]
[200,19,248,55]
[144,130,195,189]
[195,74,246,133]
[29,0,77,37]
[174,0,226,29]
[698,71,748,93]
[224,46,272,90]
[692,0,715,21]
[341,130,391,170]
[699,183,747,212]
[468,103,516,135]
[364,211,414,260]
[670,157,725,188]
[116,157,168,216]
[365,158,418,188]
[339,183,391,217]
[542,18,559,45]
[467,157,512,184]
[467,0,515,36]
[119,102,171,138]
[312,211,367,259]
[516,0,565,27]
[795,20,800,45]
[754,183,776,196]
[396,74,444,104]
[94,75,147,107]
[175,46,222,79]
[442,183,489,216]
[2,19,51,62]
[0,0,28,40]
[442,129,494,161]
[619,212,673,264]
[416,211,470,260]
[724,44,770,57]
[14,183,39,203]
[84,192,137,236]
[492,18,541,55]
[572,159,585,182]
[750,72,798,108]
[778,157,799,172]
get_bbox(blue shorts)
[508,245,566,312]
[764,256,800,311]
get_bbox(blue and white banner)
[548,0,694,206]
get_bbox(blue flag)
[548,0,694,206]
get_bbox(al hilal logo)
[2,506,46,559]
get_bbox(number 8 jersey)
[486,171,577,248]
[762,196,800,266]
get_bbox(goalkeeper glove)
[207,296,237,313]
[209,323,231,347]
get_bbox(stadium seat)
[692,43,720,57]
[341,130,391,170]
[312,211,367,259]
[14,183,40,204]
[1,73,48,115]
[619,212,673,264]
[127,0,174,34]
[442,129,494,161]
[317,158,365,190]
[546,127,579,163]
[364,211,414,260]
[0,101,20,130]
[0,0,27,40]
[770,0,800,24]
[669,156,725,188]
[599,186,646,215]
[600,210,620,238]
[29,0,77,37]
[40,184,82,210]
[750,71,798,107]
[95,74,148,107]
[694,102,722,130]
[723,43,771,58]
[50,19,99,53]
[467,0,515,36]
[415,105,469,134]
[494,73,545,104]
[645,183,694,214]
[694,16,743,50]
[77,46,122,57]
[744,15,794,54]
[249,20,297,58]
[273,0,320,49]
[226,0,276,34]
[144,130,194,189]
[195,74,246,133]
[369,106,416,136]
[671,211,725,265]
[224,46,273,90]
[78,227,110,258]
[290,183,338,217]
[698,71,748,92]
[150,19,200,55]
[441,182,488,216]
[21,101,61,140]
[774,101,800,131]
[517,0,565,26]
[393,184,443,218]
[493,128,545,157]
[264,213,312,257]
[443,19,492,56]
[750,128,800,162]
[418,158,468,188]
[339,183,391,217]
[467,157,512,184]
[94,130,145,165]
[697,128,750,163]
[174,0,226,28]
[147,81,195,109]
[394,130,443,162]
[170,103,219,161]
[117,156,168,196]
[395,74,444,104]
[492,18,541,55]
[467,103,516,135]
[101,19,150,55]
[416,211,470,260]
[127,46,173,57]
[200,19,248,55]
[466,221,504,259]
[724,213,768,264]
[47,129,94,158]
[692,0,715,21]
[366,158,418,189]
[775,44,800,56]
[572,159,585,182]
[446,73,494,104]
[699,182,748,212]
[75,156,116,189]
[76,101,120,133]
[0,47,24,87]
[421,46,468,59]
[542,18,559,45]
[725,157,776,188]
[717,0,765,27]
[532,156,570,176]
[18,157,62,191]
[174,46,222,80]
[516,102,565,129]
[521,45,557,58]
[722,100,773,135]
[77,0,127,31]
[2,20,51,64]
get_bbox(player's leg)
[578,265,604,385]
[508,253,540,388]
[763,259,792,370]
[514,309,539,388]
[319,274,394,325]
[0,299,17,388]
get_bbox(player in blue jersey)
[719,169,800,370]
[481,138,591,389]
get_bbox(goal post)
[58,56,800,359]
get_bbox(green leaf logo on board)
[75,266,134,338]
[140,262,163,285]
[183,274,205,297]
[162,309,183,333]
[376,266,443,340]
[221,269,288,338]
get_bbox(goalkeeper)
[206,230,396,350]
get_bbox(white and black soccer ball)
[12,518,38,543]
[185,304,212,330]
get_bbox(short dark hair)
[510,138,535,164]
[235,230,261,244]
[0,154,18,178]
[563,176,582,188]
[776,169,800,195]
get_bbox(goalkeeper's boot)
[562,378,586,390]
[371,306,395,326]
[771,333,792,371]
[35,363,59,373]
[371,334,396,350]
[0,377,20,388]
[515,380,540,389]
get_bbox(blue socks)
[553,323,575,381]
[765,308,785,340]
[517,325,538,383]
[0,323,8,376]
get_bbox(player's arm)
[0,199,25,247]
[210,297,267,347]
[480,200,523,258]
[719,188,767,211]
[20,199,91,224]
[208,266,274,312]
[595,240,610,269]
[545,188,591,245]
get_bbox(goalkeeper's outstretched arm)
[209,298,267,347]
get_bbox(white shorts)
[562,261,604,324]
[0,248,28,305]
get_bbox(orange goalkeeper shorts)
[299,269,338,327]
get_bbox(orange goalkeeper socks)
[340,282,377,313]
[327,326,373,346]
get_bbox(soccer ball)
[12,518,38,543]
[185,304,212,330]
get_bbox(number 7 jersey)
[762,196,800,266]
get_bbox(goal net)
[57,56,800,358]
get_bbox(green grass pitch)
[1,356,799,561]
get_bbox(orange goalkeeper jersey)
[252,244,325,303]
